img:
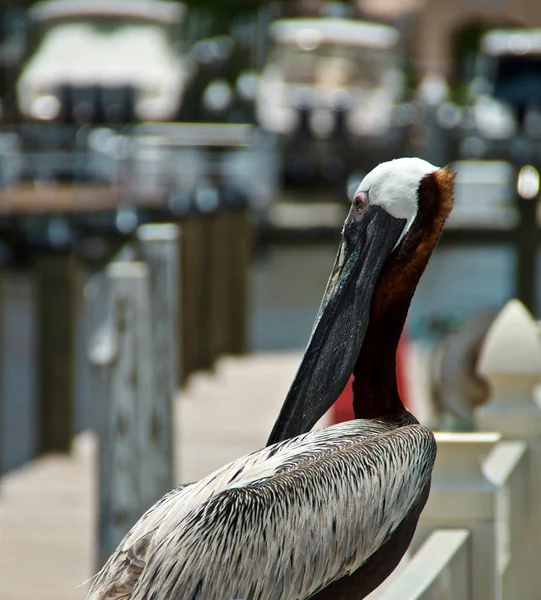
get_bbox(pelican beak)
[267,205,407,445]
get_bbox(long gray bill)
[267,206,406,446]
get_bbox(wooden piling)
[86,269,115,568]
[35,253,76,454]
[0,271,38,473]
[137,224,179,499]
[209,209,231,361]
[180,215,213,383]
[228,205,251,355]
[196,214,215,372]
[96,261,155,563]
[180,205,251,379]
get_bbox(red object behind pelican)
[331,332,410,424]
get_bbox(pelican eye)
[353,191,368,213]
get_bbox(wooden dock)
[0,436,96,600]
[0,184,168,214]
[0,351,303,600]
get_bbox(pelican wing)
[88,420,435,600]
[87,483,195,600]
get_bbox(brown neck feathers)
[352,168,455,422]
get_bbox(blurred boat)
[256,18,410,194]
[442,28,541,164]
[17,0,192,124]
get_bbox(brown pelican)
[87,157,455,600]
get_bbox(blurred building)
[359,0,541,79]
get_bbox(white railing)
[374,300,541,600]
[376,529,471,599]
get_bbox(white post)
[137,224,180,500]
[476,299,541,600]
[414,432,501,600]
[482,440,529,598]
[93,261,155,564]
[378,530,471,600]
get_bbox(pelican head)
[268,157,455,445]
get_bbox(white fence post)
[414,432,501,600]
[482,440,530,599]
[91,261,156,565]
[475,299,541,600]
[137,224,180,501]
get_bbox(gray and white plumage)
[88,418,435,600]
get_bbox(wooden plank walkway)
[0,435,96,600]
[0,351,303,600]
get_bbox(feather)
[88,420,435,600]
